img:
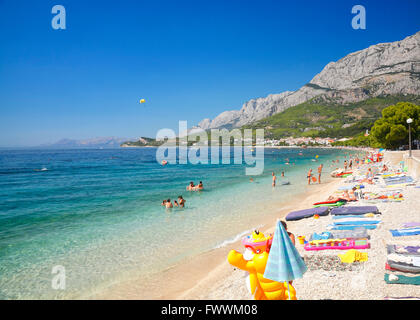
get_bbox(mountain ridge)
[195,31,420,131]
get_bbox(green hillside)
[242,95,420,139]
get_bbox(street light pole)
[407,118,413,158]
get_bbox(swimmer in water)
[165,199,173,208]
[193,181,203,191]
[187,182,195,191]
[178,196,186,207]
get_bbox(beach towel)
[331,228,369,240]
[285,207,329,221]
[332,214,379,220]
[330,206,379,216]
[310,232,332,241]
[389,227,420,237]
[387,245,420,256]
[387,253,418,266]
[332,220,380,226]
[402,222,420,228]
[384,273,420,285]
[338,249,368,263]
[327,224,377,231]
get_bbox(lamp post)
[407,118,413,158]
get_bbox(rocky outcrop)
[195,31,420,130]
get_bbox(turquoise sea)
[0,147,361,299]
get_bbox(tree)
[371,102,420,149]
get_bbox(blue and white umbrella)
[263,220,307,299]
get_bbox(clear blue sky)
[0,0,419,146]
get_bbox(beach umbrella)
[263,220,307,299]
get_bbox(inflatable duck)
[227,231,296,300]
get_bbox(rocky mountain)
[43,137,131,148]
[195,31,420,130]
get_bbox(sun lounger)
[330,206,379,216]
[285,206,329,221]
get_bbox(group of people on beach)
[161,196,186,209]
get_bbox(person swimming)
[178,196,186,207]
[194,181,203,191]
[186,182,195,191]
[165,199,173,208]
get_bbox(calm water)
[0,147,360,299]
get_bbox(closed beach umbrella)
[263,220,307,299]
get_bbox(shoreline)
[91,177,343,299]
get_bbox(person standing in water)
[317,164,323,184]
[272,172,276,187]
[178,196,186,207]
[165,199,173,208]
[307,169,312,185]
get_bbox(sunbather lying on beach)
[281,220,295,245]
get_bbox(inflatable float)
[285,207,329,221]
[227,231,297,300]
[330,206,379,216]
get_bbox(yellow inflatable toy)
[227,231,297,300]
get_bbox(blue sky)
[0,0,419,147]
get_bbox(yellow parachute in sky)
[139,99,146,104]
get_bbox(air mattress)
[285,206,329,221]
[330,206,379,216]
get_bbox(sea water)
[0,147,362,299]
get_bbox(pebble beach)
[177,154,420,300]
